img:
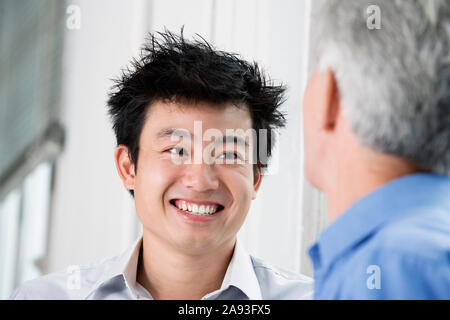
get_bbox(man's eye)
[219,152,241,160]
[167,147,187,157]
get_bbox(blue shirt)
[309,173,450,299]
[9,237,313,300]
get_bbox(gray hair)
[313,0,450,175]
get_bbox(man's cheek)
[232,176,253,206]
[140,162,178,187]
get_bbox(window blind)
[0,0,65,201]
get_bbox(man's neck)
[326,150,422,222]
[136,233,235,300]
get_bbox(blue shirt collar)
[309,173,450,273]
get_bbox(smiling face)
[118,100,261,254]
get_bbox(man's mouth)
[170,199,224,216]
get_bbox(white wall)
[46,0,321,277]
[47,0,147,271]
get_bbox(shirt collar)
[84,236,143,299]
[309,173,450,273]
[208,239,262,300]
[84,236,262,300]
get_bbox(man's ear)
[114,145,136,191]
[320,68,340,131]
[252,164,263,200]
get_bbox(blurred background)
[0,0,327,299]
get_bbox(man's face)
[133,101,260,254]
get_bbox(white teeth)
[174,201,220,216]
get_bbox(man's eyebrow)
[156,128,191,140]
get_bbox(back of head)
[314,0,450,176]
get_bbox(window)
[0,162,53,299]
[0,0,65,201]
[0,0,64,298]
[0,190,21,298]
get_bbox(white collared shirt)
[9,237,313,300]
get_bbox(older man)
[303,0,450,299]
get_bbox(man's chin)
[171,237,223,255]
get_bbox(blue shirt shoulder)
[337,207,450,299]
[310,174,450,300]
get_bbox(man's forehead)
[140,100,253,143]
[143,101,250,127]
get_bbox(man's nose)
[181,163,219,192]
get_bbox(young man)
[303,0,450,299]
[10,31,312,299]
